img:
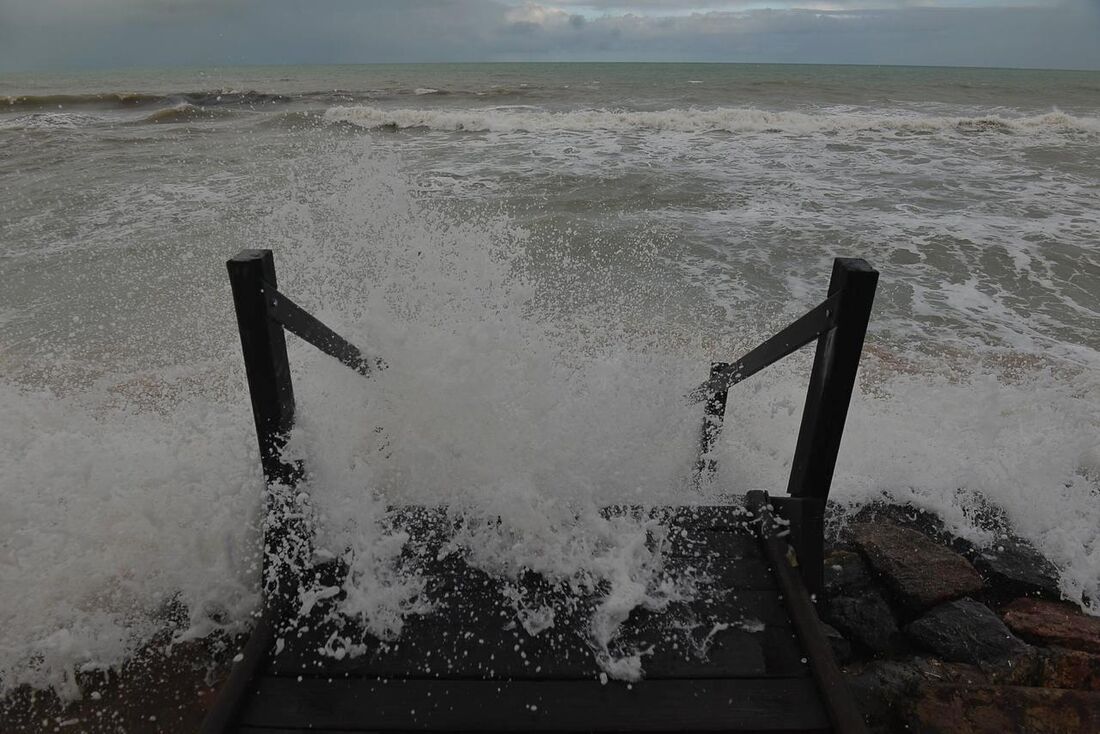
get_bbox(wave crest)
[322,106,1100,136]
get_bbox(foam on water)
[0,378,261,697]
[324,105,1100,136]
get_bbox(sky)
[0,0,1097,72]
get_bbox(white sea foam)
[0,112,107,130]
[324,105,1100,136]
[0,379,261,697]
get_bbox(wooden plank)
[267,588,801,679]
[264,281,384,376]
[238,677,832,732]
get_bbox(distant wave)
[1,90,292,110]
[0,87,532,111]
[1,92,165,108]
[323,106,1100,136]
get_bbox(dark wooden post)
[227,250,306,615]
[786,258,878,500]
[227,250,299,487]
[785,258,877,596]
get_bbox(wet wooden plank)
[269,548,792,675]
[238,677,831,732]
[267,585,801,679]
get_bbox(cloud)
[0,0,1095,71]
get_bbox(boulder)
[852,523,983,613]
[971,537,1061,601]
[905,598,1029,666]
[910,684,1100,733]
[843,657,988,732]
[843,658,927,732]
[827,592,901,655]
[824,550,874,597]
[1004,598,1100,655]
[1036,648,1100,691]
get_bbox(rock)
[1004,598,1100,655]
[910,684,1100,733]
[905,598,1030,666]
[852,523,983,613]
[843,658,927,731]
[842,657,989,732]
[820,622,854,665]
[827,592,901,655]
[1036,648,1100,691]
[824,550,874,597]
[971,537,1061,601]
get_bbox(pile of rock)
[822,503,1100,732]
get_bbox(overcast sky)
[0,1,1097,72]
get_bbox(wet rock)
[843,657,988,732]
[905,598,1030,666]
[1004,598,1100,655]
[971,537,1061,601]
[821,622,854,665]
[824,550,874,597]
[910,684,1100,733]
[843,659,926,731]
[830,502,954,549]
[1036,648,1100,691]
[827,592,901,655]
[852,523,983,613]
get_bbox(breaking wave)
[0,87,532,111]
[1,90,291,109]
[323,105,1100,136]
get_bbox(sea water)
[1,63,1098,695]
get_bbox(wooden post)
[786,258,878,501]
[227,249,305,614]
[227,250,299,487]
[784,258,876,597]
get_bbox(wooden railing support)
[693,257,878,597]
[227,250,300,488]
[786,259,878,500]
[227,250,306,619]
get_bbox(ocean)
[1,62,1098,695]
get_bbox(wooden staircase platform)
[216,502,855,733]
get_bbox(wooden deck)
[210,501,860,733]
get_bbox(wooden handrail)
[694,258,878,592]
[262,280,386,376]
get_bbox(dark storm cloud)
[0,0,1096,71]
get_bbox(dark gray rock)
[906,597,1030,666]
[827,592,901,655]
[970,536,1061,601]
[824,549,874,597]
[843,658,930,733]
